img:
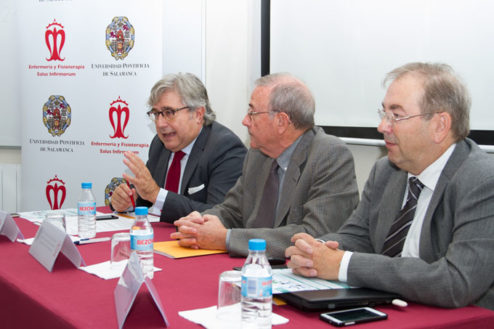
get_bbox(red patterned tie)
[165,151,185,193]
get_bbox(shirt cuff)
[225,229,231,251]
[338,251,353,282]
[149,188,168,216]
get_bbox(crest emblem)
[45,19,65,62]
[46,175,66,210]
[105,16,135,60]
[104,177,128,206]
[109,97,130,139]
[43,95,72,137]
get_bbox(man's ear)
[276,111,291,130]
[194,106,205,124]
[432,111,452,143]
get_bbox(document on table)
[272,268,354,294]
[79,260,162,280]
[17,209,159,234]
[153,240,227,258]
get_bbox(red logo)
[46,175,66,210]
[45,19,65,62]
[109,97,129,139]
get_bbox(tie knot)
[408,177,424,200]
[271,160,279,173]
[174,150,186,162]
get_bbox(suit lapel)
[419,140,470,261]
[156,148,171,188]
[180,124,211,194]
[274,129,315,227]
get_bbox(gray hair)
[384,62,471,141]
[148,72,216,125]
[255,73,315,130]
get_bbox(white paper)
[18,209,159,233]
[272,268,354,294]
[114,253,168,329]
[80,260,161,280]
[0,211,24,242]
[18,235,78,246]
[29,221,85,272]
[179,305,289,328]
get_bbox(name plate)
[0,211,24,242]
[29,220,86,272]
[114,252,168,329]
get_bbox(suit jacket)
[136,121,246,222]
[205,127,359,258]
[320,138,494,310]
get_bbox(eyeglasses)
[377,109,439,125]
[147,106,189,121]
[246,110,279,119]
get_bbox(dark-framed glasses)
[147,106,189,121]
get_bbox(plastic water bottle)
[241,239,272,329]
[130,206,154,279]
[77,182,96,239]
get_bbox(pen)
[75,237,111,245]
[126,180,136,209]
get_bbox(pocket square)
[188,184,205,195]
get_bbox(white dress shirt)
[148,137,198,216]
[337,144,456,282]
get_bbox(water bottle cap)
[135,206,148,216]
[248,239,266,251]
[81,182,92,189]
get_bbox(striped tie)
[382,177,424,257]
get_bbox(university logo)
[109,97,130,139]
[46,175,66,210]
[105,16,135,60]
[45,19,65,62]
[104,177,128,206]
[43,95,72,137]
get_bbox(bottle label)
[241,275,272,298]
[78,201,96,216]
[130,233,154,251]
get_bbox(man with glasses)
[286,62,494,310]
[110,73,246,222]
[172,73,359,258]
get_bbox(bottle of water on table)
[241,238,272,329]
[78,182,96,239]
[130,206,154,279]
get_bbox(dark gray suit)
[137,121,246,222]
[320,138,494,310]
[205,127,360,258]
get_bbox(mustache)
[383,134,397,144]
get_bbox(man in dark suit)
[286,63,494,310]
[110,73,246,222]
[172,73,360,258]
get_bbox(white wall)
[2,0,492,205]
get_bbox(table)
[1,215,494,329]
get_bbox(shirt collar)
[409,143,456,191]
[178,127,202,156]
[276,134,303,170]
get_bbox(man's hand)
[285,233,344,280]
[110,183,136,212]
[171,212,227,251]
[122,151,160,203]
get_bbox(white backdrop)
[19,0,164,211]
[271,0,494,131]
